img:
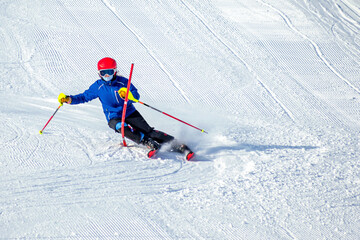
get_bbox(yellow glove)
[118,88,126,99]
[118,87,138,102]
[58,93,72,105]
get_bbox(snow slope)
[1,0,360,239]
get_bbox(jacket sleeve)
[129,83,140,102]
[70,82,99,104]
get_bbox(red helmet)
[97,57,117,71]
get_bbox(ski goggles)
[99,69,116,77]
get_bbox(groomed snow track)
[1,0,360,239]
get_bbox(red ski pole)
[123,93,208,134]
[121,63,135,146]
[138,101,208,134]
[39,104,62,134]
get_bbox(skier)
[58,57,194,160]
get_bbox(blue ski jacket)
[70,76,140,122]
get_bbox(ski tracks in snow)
[0,100,183,239]
[2,0,360,239]
[180,0,296,122]
[101,0,191,104]
[260,0,360,95]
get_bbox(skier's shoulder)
[115,75,128,84]
[88,79,107,90]
[93,79,105,86]
[87,79,102,87]
[112,76,129,88]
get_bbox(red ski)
[185,151,195,161]
[147,148,159,158]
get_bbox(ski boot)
[170,142,195,161]
[141,136,161,158]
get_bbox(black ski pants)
[108,110,174,144]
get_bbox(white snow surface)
[1,0,360,239]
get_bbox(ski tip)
[39,130,43,135]
[147,149,158,158]
[186,152,195,161]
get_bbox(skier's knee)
[115,122,128,132]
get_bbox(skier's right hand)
[58,93,72,105]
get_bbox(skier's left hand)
[118,88,138,102]
[118,88,126,99]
